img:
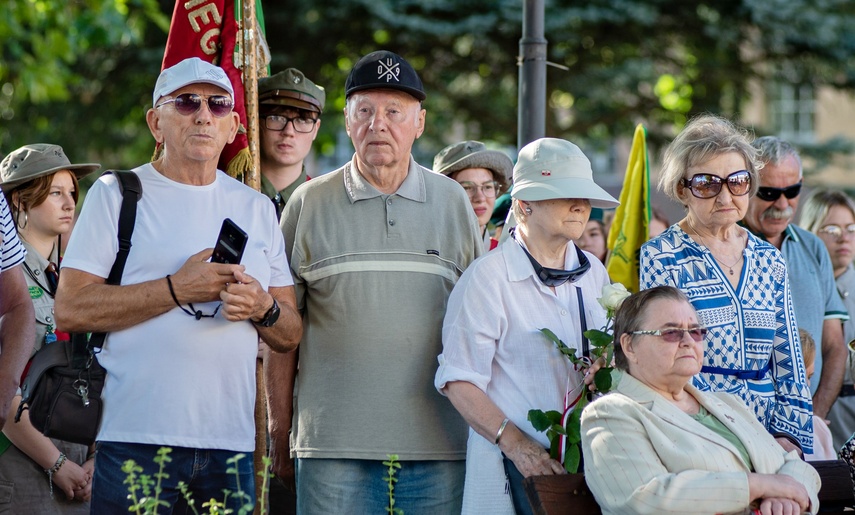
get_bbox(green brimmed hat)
[0,144,100,192]
[258,68,326,113]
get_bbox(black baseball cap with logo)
[344,50,426,101]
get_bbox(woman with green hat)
[434,140,512,251]
[0,143,98,512]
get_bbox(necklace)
[686,219,744,276]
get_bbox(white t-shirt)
[62,164,291,452]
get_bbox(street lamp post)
[518,0,547,150]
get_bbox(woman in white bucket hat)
[435,138,619,514]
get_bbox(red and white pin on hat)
[541,170,552,176]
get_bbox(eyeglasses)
[755,182,802,202]
[819,223,855,239]
[682,170,751,199]
[459,181,498,198]
[630,327,708,343]
[156,93,234,118]
[264,115,318,133]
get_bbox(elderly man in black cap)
[266,50,482,513]
[257,68,325,217]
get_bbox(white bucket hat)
[511,138,619,209]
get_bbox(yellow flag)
[606,124,650,292]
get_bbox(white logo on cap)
[377,58,401,83]
[205,69,226,80]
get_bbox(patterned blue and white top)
[640,224,814,452]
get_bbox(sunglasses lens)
[689,328,707,341]
[783,183,802,199]
[660,329,684,343]
[726,171,751,196]
[173,94,203,115]
[207,96,233,117]
[689,175,721,199]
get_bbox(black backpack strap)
[88,170,142,349]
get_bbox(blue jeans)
[91,442,255,514]
[296,458,464,515]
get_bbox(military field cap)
[0,144,100,192]
[258,68,326,113]
[512,138,619,209]
[152,57,234,107]
[345,50,426,101]
[433,141,513,181]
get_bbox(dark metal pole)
[518,0,547,150]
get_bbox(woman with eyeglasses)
[581,286,819,515]
[433,141,512,251]
[435,138,619,514]
[639,115,813,455]
[799,189,855,450]
[0,144,98,512]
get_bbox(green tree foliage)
[3,0,855,167]
[0,0,168,166]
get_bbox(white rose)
[598,283,631,312]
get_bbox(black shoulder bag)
[15,170,142,446]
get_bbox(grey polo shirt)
[282,155,483,460]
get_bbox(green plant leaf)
[528,409,562,431]
[564,444,581,474]
[585,329,614,348]
[594,367,613,392]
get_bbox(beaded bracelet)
[45,452,67,499]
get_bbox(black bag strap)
[88,170,142,350]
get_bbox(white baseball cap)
[512,138,619,209]
[152,57,235,107]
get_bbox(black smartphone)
[211,218,248,264]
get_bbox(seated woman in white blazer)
[581,286,819,515]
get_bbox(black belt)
[840,385,855,398]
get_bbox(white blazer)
[581,372,820,515]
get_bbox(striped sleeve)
[0,195,24,271]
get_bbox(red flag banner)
[160,0,251,177]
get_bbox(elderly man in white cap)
[55,57,302,512]
[436,138,619,515]
[267,50,482,514]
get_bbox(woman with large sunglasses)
[639,115,813,455]
[799,189,855,451]
[0,144,98,512]
[435,138,619,514]
[581,286,819,515]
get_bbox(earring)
[525,207,532,215]
[15,210,27,230]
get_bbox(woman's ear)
[620,333,637,363]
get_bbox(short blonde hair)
[799,189,855,235]
[798,327,816,370]
[658,114,761,203]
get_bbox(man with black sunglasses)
[743,136,848,424]
[55,57,303,512]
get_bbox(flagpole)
[238,0,266,511]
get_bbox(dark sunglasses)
[682,170,751,199]
[755,182,802,202]
[630,327,708,343]
[519,242,591,287]
[156,93,234,118]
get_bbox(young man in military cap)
[267,50,482,514]
[257,68,325,218]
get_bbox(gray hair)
[658,114,761,203]
[799,189,855,234]
[752,136,803,178]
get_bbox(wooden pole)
[239,1,265,513]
